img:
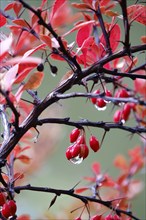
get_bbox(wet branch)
[54,92,146,106]
[36,117,146,134]
[10,184,140,220]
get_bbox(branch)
[0,105,10,146]
[81,44,146,80]
[18,0,81,72]
[54,92,146,106]
[0,89,20,131]
[119,0,130,48]
[93,6,112,55]
[36,117,146,134]
[130,63,146,73]
[12,184,140,220]
[98,67,146,80]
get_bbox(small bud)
[50,64,58,76]
[37,63,44,72]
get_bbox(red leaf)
[17,215,30,220]
[23,71,44,90]
[100,23,121,54]
[14,172,24,180]
[50,53,65,61]
[50,0,71,28]
[114,155,128,171]
[63,20,95,37]
[5,2,22,17]
[141,36,146,44]
[14,67,33,84]
[0,36,12,62]
[4,57,43,72]
[75,187,89,194]
[12,18,29,28]
[22,44,46,58]
[71,3,91,10]
[21,146,31,152]
[127,4,146,25]
[77,36,100,67]
[5,2,15,11]
[40,35,52,48]
[92,162,101,175]
[76,23,92,47]
[17,155,31,164]
[40,0,47,9]
[0,13,7,27]
[50,0,66,20]
[134,70,146,98]
[0,64,19,91]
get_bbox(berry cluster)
[91,88,135,124]
[0,193,17,219]
[66,128,100,164]
[91,89,112,110]
[113,103,135,123]
[113,89,135,123]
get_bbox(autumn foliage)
[0,0,146,219]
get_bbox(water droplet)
[104,99,111,103]
[94,105,107,111]
[121,119,125,124]
[33,136,38,143]
[70,156,83,165]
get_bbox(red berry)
[70,128,80,143]
[75,217,82,220]
[80,144,89,159]
[105,89,112,97]
[115,89,129,98]
[113,109,122,123]
[91,215,102,220]
[105,214,120,220]
[91,90,100,104]
[76,135,86,145]
[1,200,17,218]
[122,103,131,121]
[0,193,6,206]
[105,89,112,103]
[66,146,72,160]
[89,136,100,152]
[70,144,81,158]
[96,98,106,108]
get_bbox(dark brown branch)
[36,117,146,134]
[99,67,146,80]
[12,184,140,220]
[130,63,146,73]
[119,0,130,48]
[55,92,146,106]
[0,105,10,147]
[93,6,112,55]
[0,89,20,131]
[81,44,146,81]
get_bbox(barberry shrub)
[0,0,146,219]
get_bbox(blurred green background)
[0,0,145,219]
